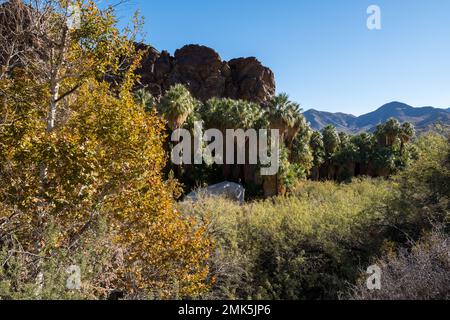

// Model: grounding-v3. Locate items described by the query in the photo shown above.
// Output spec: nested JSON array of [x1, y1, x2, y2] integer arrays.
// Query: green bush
[[179, 178, 396, 300], [387, 133, 450, 242], [178, 133, 450, 300]]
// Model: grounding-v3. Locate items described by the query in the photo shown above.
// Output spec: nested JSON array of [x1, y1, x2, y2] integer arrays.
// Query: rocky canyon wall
[[136, 44, 276, 105]]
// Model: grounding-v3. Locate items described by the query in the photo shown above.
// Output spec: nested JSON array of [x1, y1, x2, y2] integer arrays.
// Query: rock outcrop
[[136, 44, 275, 105]]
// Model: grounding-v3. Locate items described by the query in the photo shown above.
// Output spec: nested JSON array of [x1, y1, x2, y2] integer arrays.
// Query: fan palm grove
[[146, 83, 417, 195]]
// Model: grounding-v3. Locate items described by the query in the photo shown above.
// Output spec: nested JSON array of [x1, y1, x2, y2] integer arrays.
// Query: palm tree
[[322, 125, 341, 158], [338, 132, 350, 146], [374, 123, 386, 146], [290, 123, 313, 172], [158, 84, 196, 130], [322, 125, 341, 179], [310, 131, 325, 180], [385, 118, 402, 146], [200, 98, 266, 183], [266, 93, 300, 139], [202, 98, 264, 131], [286, 111, 308, 149], [334, 138, 359, 181], [351, 133, 374, 175], [134, 88, 155, 112], [399, 122, 415, 153]]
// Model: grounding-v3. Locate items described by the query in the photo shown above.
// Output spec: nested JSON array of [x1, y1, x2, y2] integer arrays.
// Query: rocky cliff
[[136, 44, 276, 105]]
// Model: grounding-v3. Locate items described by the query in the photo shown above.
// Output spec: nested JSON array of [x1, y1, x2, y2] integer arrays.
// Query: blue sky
[[107, 0, 450, 115]]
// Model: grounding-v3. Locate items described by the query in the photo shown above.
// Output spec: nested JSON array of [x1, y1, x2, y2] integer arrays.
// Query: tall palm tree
[[202, 98, 265, 131], [322, 125, 341, 158], [266, 93, 300, 139], [201, 98, 265, 183], [351, 133, 374, 175], [399, 122, 415, 153], [134, 88, 155, 112], [322, 125, 341, 179], [384, 118, 402, 147], [374, 123, 386, 146], [310, 131, 325, 180], [158, 84, 195, 130], [286, 112, 309, 151], [378, 118, 402, 147]]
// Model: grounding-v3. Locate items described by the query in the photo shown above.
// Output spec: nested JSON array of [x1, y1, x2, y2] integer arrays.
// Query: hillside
[[303, 109, 356, 133], [304, 102, 450, 133]]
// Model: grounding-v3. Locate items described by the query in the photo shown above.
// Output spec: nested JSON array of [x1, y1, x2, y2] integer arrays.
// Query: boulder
[[185, 181, 245, 203], [227, 57, 275, 105]]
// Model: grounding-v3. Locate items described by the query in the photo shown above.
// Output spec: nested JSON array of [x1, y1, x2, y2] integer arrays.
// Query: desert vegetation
[[151, 84, 417, 198], [178, 132, 449, 300], [0, 0, 449, 300]]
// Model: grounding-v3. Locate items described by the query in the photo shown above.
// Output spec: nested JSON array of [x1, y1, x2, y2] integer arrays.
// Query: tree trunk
[[36, 24, 69, 299], [47, 80, 59, 132]]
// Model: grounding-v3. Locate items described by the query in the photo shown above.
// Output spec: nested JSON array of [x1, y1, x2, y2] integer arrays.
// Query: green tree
[[290, 121, 313, 176], [158, 84, 196, 130], [134, 88, 156, 113], [0, 1, 211, 299], [351, 133, 375, 175], [202, 97, 265, 131], [201, 98, 266, 186], [286, 111, 308, 149], [372, 147, 396, 176], [266, 93, 300, 139], [321, 125, 341, 179], [400, 122, 415, 153], [309, 131, 325, 180], [375, 118, 402, 147], [388, 133, 450, 240]]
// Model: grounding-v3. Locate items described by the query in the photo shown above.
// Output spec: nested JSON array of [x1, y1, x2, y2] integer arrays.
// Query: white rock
[[185, 181, 245, 203]]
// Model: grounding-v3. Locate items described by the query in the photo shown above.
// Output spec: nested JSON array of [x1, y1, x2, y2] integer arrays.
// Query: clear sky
[[107, 0, 450, 115]]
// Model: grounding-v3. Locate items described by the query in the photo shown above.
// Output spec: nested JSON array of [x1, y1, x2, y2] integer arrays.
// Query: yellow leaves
[[0, 1, 212, 299], [108, 182, 211, 297], [43, 79, 211, 297]]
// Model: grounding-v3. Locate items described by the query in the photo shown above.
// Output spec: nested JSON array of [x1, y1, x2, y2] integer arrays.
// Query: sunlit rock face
[[136, 43, 276, 105]]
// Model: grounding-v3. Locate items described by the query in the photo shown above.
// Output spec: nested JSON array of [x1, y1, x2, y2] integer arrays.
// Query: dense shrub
[[180, 131, 450, 300], [179, 179, 396, 300], [387, 133, 450, 242]]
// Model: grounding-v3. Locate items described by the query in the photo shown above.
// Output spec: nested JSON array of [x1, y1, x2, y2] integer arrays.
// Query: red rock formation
[[136, 44, 276, 105]]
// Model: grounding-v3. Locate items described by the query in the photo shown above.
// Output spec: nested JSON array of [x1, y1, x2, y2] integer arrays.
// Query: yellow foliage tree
[[0, 0, 211, 299]]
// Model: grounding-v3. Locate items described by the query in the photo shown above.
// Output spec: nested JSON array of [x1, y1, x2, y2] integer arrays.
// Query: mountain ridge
[[304, 102, 450, 133]]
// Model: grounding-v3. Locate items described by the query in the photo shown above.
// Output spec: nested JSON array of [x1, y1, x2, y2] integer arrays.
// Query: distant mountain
[[304, 102, 450, 133], [303, 109, 356, 133]]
